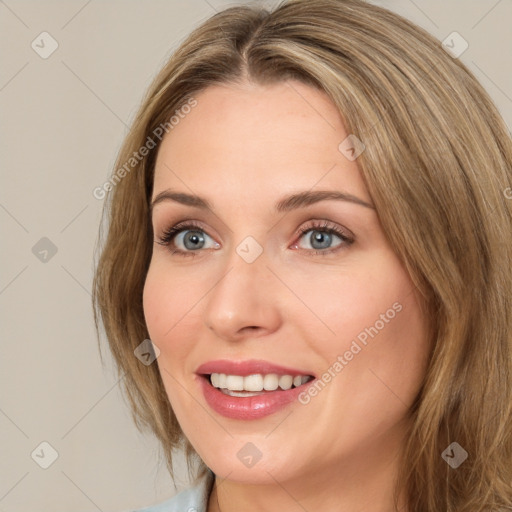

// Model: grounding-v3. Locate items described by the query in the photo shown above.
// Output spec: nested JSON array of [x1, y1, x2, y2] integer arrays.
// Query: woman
[[92, 0, 512, 510]]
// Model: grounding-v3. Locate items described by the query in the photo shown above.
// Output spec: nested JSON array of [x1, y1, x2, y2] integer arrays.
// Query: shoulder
[[132, 470, 215, 512]]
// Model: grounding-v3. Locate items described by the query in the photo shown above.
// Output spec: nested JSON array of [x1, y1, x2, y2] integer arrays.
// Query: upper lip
[[196, 359, 315, 377]]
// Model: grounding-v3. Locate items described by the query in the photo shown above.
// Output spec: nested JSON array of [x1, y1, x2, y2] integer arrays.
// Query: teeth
[[244, 374, 264, 392], [279, 375, 293, 390], [209, 373, 312, 392], [222, 389, 263, 397], [263, 374, 279, 391], [225, 375, 244, 391]]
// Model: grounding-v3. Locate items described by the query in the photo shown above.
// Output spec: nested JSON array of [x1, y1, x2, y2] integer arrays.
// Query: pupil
[[311, 231, 331, 249], [184, 231, 204, 250]]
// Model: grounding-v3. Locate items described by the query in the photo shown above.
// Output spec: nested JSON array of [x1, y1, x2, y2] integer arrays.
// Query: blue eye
[[174, 229, 212, 251], [157, 221, 219, 257], [298, 229, 342, 250], [293, 220, 354, 255]]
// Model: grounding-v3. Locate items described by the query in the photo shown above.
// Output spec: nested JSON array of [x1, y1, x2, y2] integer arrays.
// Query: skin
[[143, 80, 430, 512]]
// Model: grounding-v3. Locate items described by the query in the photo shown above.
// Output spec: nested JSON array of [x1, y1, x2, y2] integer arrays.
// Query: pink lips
[[195, 359, 315, 420]]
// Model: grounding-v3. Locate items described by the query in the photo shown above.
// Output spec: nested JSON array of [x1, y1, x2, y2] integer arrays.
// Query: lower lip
[[198, 375, 314, 420]]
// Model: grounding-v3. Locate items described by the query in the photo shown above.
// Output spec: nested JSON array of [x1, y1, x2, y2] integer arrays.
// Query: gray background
[[1, 1, 511, 511]]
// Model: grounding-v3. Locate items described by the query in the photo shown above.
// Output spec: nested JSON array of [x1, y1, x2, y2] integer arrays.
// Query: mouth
[[200, 372, 315, 397], [195, 360, 317, 420]]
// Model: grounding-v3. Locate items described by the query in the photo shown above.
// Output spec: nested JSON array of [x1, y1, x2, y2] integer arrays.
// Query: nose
[[202, 246, 283, 342]]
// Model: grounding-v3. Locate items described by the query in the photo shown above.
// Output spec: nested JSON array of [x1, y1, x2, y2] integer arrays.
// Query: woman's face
[[143, 80, 429, 486]]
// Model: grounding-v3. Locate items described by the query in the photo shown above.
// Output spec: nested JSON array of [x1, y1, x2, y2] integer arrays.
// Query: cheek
[[348, 286, 426, 401], [301, 252, 429, 397], [142, 266, 190, 403], [142, 269, 168, 342], [142, 261, 213, 398], [299, 255, 416, 349], [292, 265, 428, 456], [142, 261, 202, 341]]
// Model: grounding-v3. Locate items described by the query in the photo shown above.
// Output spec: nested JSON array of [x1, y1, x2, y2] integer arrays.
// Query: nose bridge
[[202, 237, 281, 339]]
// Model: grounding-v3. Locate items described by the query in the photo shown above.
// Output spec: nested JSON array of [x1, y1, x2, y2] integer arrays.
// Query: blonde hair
[[92, 0, 512, 509]]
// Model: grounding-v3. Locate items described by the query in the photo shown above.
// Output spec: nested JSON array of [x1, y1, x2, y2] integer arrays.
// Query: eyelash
[[156, 219, 354, 258]]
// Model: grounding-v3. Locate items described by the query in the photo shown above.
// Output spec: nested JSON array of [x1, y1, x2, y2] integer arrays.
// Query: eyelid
[[294, 219, 354, 243]]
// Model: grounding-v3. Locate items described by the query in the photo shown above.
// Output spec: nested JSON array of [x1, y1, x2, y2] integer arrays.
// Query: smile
[[210, 373, 313, 395], [196, 360, 316, 420]]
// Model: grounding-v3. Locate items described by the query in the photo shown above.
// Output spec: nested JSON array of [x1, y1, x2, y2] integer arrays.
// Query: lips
[[195, 359, 316, 420]]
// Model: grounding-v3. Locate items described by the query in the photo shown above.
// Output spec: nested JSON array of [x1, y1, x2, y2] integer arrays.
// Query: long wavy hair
[[92, 0, 512, 510]]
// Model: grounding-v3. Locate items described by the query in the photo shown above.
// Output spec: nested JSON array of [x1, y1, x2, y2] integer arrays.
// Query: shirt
[[134, 470, 215, 512]]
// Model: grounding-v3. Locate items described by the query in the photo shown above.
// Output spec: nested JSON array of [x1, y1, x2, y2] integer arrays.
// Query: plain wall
[[1, 1, 511, 511]]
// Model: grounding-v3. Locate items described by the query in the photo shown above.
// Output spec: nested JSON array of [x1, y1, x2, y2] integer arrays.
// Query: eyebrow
[[150, 189, 375, 214]]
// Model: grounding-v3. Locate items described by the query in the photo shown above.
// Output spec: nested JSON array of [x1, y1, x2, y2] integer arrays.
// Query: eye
[[156, 221, 219, 257], [293, 220, 354, 255]]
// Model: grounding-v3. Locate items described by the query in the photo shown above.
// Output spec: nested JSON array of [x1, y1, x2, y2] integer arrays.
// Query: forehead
[[152, 80, 369, 205]]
